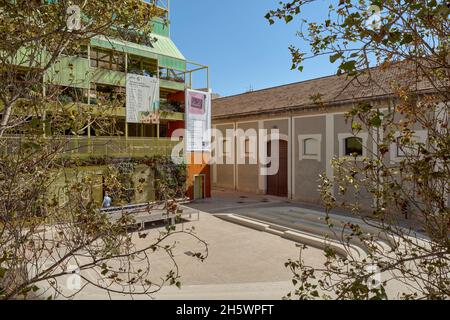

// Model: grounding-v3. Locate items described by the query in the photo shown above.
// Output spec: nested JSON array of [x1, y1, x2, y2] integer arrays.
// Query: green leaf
[[369, 114, 382, 127], [352, 122, 362, 131], [401, 33, 413, 44], [339, 60, 357, 73], [22, 142, 41, 150], [30, 118, 40, 128], [330, 52, 343, 63], [0, 267, 7, 278], [285, 15, 293, 23]]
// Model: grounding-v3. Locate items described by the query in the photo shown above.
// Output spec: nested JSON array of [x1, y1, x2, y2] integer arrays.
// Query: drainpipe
[[125, 52, 128, 147], [234, 120, 237, 191], [290, 113, 294, 200], [42, 72, 46, 138], [87, 44, 92, 153]]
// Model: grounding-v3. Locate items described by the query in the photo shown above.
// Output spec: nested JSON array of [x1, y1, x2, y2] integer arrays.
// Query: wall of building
[[293, 115, 326, 204], [49, 165, 156, 208], [214, 123, 235, 190], [333, 113, 374, 209], [236, 121, 260, 193], [212, 102, 394, 210]]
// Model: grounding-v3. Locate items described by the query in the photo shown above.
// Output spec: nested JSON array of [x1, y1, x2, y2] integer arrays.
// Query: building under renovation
[[5, 0, 212, 204]]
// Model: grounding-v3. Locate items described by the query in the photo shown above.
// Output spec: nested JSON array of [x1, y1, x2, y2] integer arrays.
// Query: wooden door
[[267, 140, 288, 197]]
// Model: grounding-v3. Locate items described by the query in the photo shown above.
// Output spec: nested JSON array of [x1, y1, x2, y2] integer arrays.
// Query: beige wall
[[212, 101, 408, 211], [294, 115, 326, 204], [214, 123, 235, 190], [263, 119, 289, 137], [236, 121, 260, 193], [333, 113, 375, 210]]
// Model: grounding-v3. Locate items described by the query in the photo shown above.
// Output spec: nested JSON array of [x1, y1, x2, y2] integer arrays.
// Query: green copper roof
[[91, 34, 186, 71]]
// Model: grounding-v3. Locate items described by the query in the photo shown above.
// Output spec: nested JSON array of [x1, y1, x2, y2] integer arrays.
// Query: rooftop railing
[[3, 136, 183, 159], [65, 136, 182, 158]]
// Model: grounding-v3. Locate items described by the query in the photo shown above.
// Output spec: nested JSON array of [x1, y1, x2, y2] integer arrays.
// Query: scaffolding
[[185, 61, 210, 91]]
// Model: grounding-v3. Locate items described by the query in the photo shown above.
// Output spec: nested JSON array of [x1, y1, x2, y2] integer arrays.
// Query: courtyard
[[50, 188, 424, 300], [1, 0, 448, 303], [54, 209, 324, 300]]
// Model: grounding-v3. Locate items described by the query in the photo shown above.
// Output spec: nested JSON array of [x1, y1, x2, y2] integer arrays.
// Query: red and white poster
[[185, 89, 211, 152], [189, 91, 206, 115]]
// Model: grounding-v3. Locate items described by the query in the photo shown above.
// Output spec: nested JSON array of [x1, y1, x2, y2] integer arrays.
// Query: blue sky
[[170, 0, 333, 97]]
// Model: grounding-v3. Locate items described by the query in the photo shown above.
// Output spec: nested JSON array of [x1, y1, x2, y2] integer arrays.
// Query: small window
[[111, 53, 125, 72], [299, 134, 322, 161], [128, 55, 142, 73], [97, 51, 111, 69], [344, 137, 363, 156], [303, 138, 318, 156], [244, 138, 250, 155], [222, 139, 228, 156], [90, 48, 125, 72]]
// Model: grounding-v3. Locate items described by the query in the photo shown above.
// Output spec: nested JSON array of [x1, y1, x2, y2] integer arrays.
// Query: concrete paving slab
[[58, 211, 326, 300], [189, 189, 422, 231]]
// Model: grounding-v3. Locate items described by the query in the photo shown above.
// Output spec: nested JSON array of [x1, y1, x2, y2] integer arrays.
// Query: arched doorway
[[267, 140, 288, 197]]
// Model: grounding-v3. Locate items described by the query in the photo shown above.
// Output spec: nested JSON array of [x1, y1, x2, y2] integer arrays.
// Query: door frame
[[193, 174, 206, 200]]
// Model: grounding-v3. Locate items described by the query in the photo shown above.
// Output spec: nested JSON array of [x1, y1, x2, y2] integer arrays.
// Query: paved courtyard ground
[[50, 188, 418, 300], [188, 188, 421, 231], [66, 211, 325, 300], [155, 212, 326, 300]]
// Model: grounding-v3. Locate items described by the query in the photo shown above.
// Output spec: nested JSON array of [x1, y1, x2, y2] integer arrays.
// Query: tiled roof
[[212, 62, 435, 119]]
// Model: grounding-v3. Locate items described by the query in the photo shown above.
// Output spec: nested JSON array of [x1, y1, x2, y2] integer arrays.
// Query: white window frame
[[338, 132, 369, 160], [390, 130, 428, 163], [298, 134, 322, 162]]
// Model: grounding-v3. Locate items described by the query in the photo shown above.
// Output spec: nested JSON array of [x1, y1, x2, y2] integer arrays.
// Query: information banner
[[185, 89, 211, 152], [126, 74, 160, 124]]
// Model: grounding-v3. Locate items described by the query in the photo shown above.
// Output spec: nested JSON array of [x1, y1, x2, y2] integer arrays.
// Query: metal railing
[[159, 100, 184, 113], [159, 67, 185, 83], [3, 136, 183, 159], [64, 136, 182, 158]]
